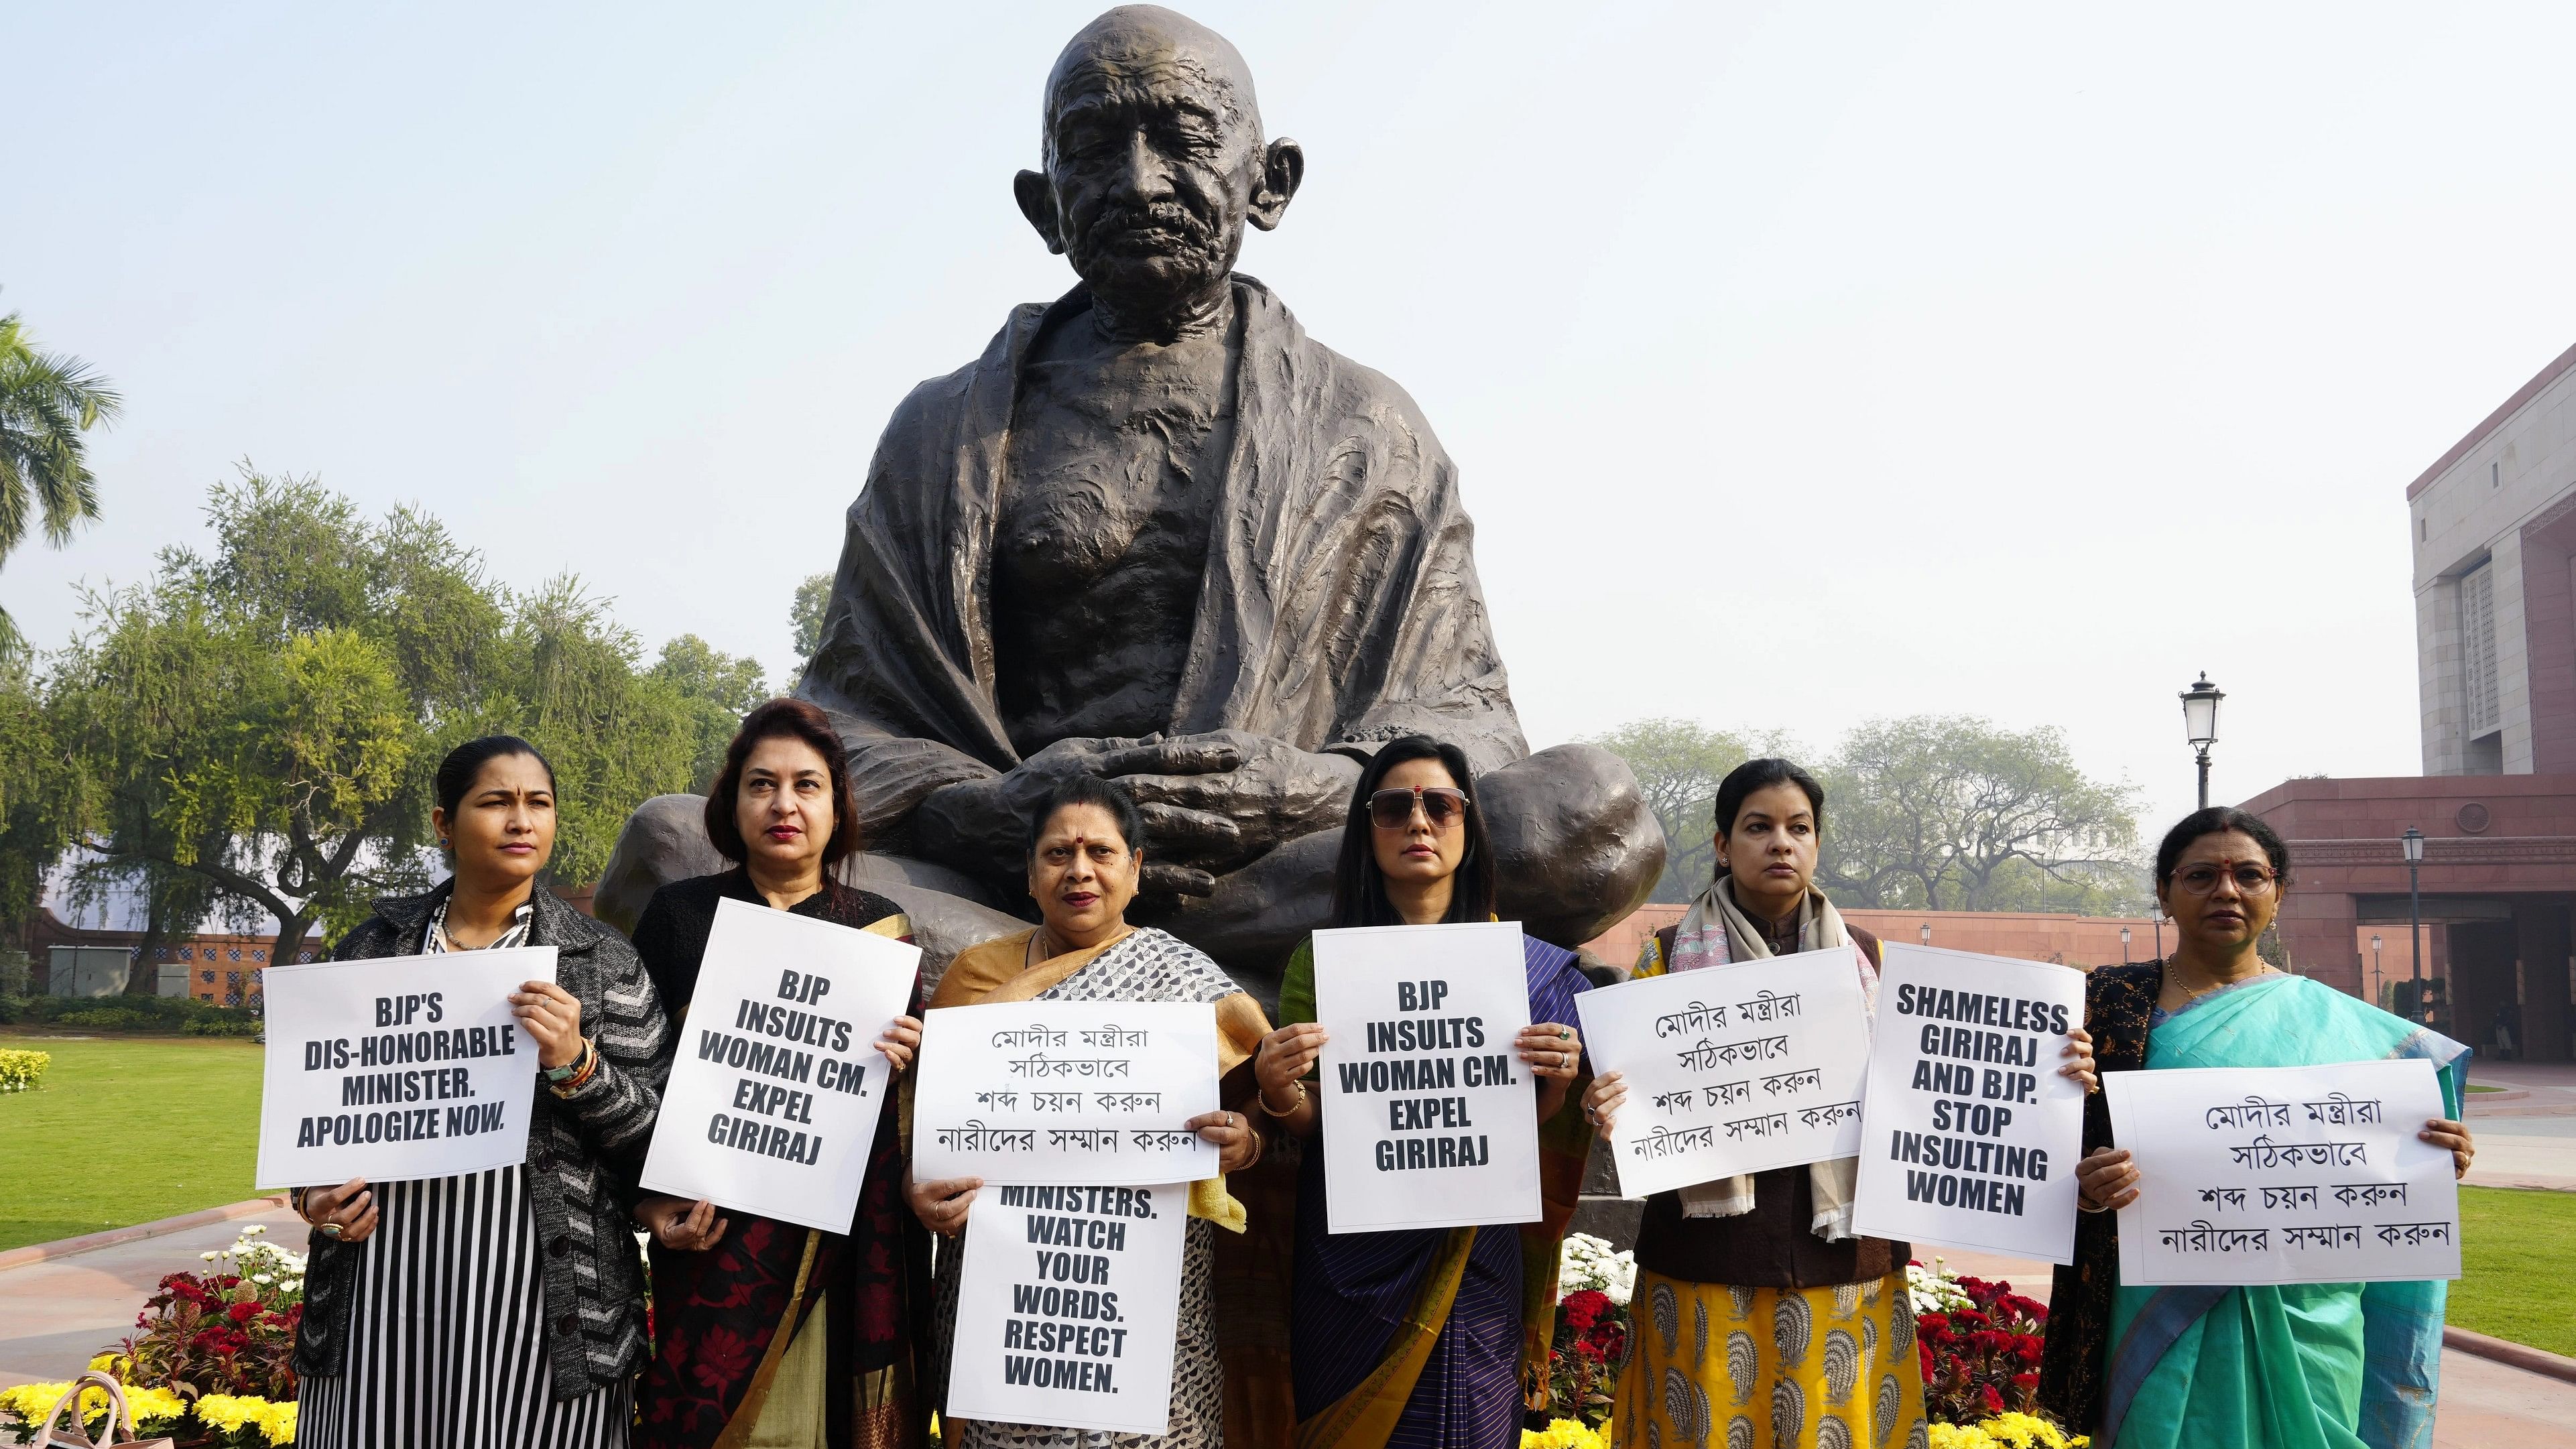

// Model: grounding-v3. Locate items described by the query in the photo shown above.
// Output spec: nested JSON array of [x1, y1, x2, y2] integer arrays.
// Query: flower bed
[[0, 1048, 45, 1092], [0, 1226, 304, 1446], [1909, 1259, 2083, 1446], [1544, 1233, 1635, 1430]]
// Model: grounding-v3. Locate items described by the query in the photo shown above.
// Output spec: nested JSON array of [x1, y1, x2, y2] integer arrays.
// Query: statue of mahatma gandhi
[[597, 5, 1662, 1001]]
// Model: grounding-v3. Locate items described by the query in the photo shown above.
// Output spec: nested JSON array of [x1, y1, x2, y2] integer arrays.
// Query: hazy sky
[[9, 1, 2576, 840]]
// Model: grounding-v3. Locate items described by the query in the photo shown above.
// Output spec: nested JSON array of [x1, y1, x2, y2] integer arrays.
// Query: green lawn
[[0, 1031, 264, 1252], [2451, 1186, 2576, 1357]]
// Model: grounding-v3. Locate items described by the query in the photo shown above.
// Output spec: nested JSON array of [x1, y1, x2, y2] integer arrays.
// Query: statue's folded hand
[[1108, 730, 1361, 872]]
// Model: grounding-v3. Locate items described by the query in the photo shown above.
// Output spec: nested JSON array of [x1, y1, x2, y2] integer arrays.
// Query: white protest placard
[[2106, 1058, 2459, 1285], [638, 896, 921, 1233], [946, 1180, 1188, 1435], [1851, 944, 2087, 1262], [1576, 946, 1871, 1198], [1310, 921, 1540, 1233], [255, 946, 556, 1190], [913, 1001, 1221, 1186]]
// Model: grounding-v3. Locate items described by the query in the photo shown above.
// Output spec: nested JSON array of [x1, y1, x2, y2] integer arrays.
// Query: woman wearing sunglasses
[[2038, 808, 2478, 1448], [1252, 735, 1594, 1449]]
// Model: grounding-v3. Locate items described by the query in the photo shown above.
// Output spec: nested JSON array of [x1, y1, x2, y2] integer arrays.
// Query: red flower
[[228, 1302, 259, 1324], [2012, 1373, 2039, 1391], [1979, 1383, 2005, 1415], [1561, 1290, 1610, 1333]]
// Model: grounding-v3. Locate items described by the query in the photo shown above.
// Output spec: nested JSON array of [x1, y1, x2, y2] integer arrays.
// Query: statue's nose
[[1109, 128, 1176, 202]]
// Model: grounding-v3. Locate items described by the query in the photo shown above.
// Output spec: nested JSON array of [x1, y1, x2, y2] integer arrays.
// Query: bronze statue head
[[1014, 6, 1303, 336]]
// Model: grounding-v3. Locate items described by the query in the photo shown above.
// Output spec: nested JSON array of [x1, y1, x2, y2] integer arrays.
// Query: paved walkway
[[0, 1202, 303, 1390], [1930, 1248, 2576, 1446], [2465, 1060, 2576, 1190]]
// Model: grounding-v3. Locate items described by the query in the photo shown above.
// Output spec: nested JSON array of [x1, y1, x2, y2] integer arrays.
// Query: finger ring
[[320, 1222, 344, 1238], [1558, 1027, 1571, 1040]]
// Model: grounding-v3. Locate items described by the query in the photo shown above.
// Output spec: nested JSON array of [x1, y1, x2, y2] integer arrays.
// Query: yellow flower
[[0, 1380, 76, 1426], [261, 1397, 299, 1445], [1520, 1418, 1610, 1449]]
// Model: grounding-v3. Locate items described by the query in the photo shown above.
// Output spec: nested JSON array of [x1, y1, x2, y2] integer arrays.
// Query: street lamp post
[[2401, 827, 2426, 1022], [2120, 925, 2132, 965], [1919, 922, 1932, 948], [2181, 674, 2225, 810], [2370, 933, 2384, 1007]]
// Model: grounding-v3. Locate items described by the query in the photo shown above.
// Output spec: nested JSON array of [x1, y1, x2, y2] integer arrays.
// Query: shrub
[[0, 1049, 48, 1092], [1545, 1235, 1636, 1429], [115, 1225, 304, 1403], [6, 995, 259, 1035], [1911, 1260, 2054, 1428]]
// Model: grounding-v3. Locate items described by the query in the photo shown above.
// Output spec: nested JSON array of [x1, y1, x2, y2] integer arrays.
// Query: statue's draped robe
[[800, 276, 1529, 842]]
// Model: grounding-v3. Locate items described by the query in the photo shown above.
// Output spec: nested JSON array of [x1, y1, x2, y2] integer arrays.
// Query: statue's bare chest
[[996, 338, 1232, 592], [989, 326, 1236, 746]]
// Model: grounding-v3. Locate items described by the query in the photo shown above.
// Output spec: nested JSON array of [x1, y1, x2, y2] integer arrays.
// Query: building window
[[2492, 460, 2501, 487], [2463, 561, 2500, 741], [2420, 517, 2428, 542]]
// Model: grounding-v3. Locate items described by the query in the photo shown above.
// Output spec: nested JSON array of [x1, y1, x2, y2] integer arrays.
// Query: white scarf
[[1666, 876, 1879, 1239]]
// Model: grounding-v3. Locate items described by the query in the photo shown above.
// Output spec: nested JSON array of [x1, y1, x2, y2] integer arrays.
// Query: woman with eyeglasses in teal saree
[[2037, 808, 2479, 1449]]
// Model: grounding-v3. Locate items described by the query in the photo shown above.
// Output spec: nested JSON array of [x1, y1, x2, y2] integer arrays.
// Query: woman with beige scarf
[[1583, 759, 2097, 1449]]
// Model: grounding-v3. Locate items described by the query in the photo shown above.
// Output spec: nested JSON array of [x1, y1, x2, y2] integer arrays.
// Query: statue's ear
[[1015, 170, 1066, 254], [1247, 137, 1303, 232]]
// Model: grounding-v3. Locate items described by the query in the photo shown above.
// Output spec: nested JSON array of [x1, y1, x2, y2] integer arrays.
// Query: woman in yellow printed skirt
[[1583, 760, 2097, 1449]]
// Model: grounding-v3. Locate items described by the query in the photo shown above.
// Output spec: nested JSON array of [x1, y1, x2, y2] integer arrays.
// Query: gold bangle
[[1256, 1078, 1306, 1117]]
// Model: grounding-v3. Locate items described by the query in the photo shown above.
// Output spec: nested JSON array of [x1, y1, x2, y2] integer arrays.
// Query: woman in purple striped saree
[[1255, 736, 1597, 1449]]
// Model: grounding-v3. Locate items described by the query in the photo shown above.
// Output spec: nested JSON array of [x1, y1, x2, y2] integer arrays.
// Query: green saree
[[2100, 974, 2467, 1449]]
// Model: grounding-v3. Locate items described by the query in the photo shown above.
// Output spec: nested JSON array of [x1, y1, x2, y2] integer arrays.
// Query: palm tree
[[0, 310, 121, 651]]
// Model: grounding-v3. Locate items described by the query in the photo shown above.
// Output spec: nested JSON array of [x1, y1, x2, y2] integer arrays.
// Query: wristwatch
[[544, 1040, 590, 1084]]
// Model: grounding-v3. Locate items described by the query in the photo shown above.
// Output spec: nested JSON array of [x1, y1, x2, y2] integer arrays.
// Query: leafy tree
[[649, 633, 767, 791], [28, 470, 735, 960], [0, 312, 121, 653], [1587, 718, 1789, 901], [790, 571, 832, 668], [1591, 712, 2147, 915], [0, 651, 68, 944], [1814, 716, 2146, 914]]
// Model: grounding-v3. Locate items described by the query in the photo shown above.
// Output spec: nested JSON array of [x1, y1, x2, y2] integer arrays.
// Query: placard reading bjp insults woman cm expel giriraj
[[638, 897, 921, 1233], [255, 946, 556, 1189], [1851, 944, 2087, 1262], [946, 1180, 1189, 1436], [2107, 1058, 2461, 1285], [1310, 921, 1540, 1233], [1576, 946, 1872, 1198], [913, 1001, 1223, 1186]]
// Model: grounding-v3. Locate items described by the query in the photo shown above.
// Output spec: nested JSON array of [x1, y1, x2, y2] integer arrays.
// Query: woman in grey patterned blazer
[[289, 735, 672, 1448]]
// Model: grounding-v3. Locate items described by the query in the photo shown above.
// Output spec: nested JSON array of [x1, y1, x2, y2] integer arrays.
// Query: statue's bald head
[[1016, 7, 1302, 336], [1043, 6, 1262, 154]]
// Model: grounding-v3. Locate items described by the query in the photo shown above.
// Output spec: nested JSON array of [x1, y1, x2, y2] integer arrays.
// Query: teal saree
[[2099, 974, 2467, 1449]]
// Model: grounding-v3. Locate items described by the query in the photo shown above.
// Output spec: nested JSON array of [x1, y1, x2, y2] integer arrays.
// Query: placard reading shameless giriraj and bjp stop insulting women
[[255, 946, 556, 1190], [946, 1180, 1189, 1436], [1576, 946, 1872, 1198], [1310, 921, 1540, 1233], [1851, 944, 2087, 1262], [639, 897, 921, 1233]]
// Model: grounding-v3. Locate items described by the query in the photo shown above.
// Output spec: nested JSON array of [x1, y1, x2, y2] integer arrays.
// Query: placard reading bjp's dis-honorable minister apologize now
[[257, 946, 556, 1190]]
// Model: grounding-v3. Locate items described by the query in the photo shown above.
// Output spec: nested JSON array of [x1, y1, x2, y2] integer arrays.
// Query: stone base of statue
[[594, 739, 1657, 1008]]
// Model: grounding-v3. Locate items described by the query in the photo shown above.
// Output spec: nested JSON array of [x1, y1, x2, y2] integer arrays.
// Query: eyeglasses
[[1368, 786, 1470, 831], [2172, 863, 2280, 896]]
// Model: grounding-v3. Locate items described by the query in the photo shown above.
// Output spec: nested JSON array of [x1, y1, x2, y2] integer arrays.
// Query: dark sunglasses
[[1368, 786, 1470, 830]]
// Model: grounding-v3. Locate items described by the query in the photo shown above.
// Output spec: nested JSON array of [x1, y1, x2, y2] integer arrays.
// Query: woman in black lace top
[[627, 699, 932, 1449]]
